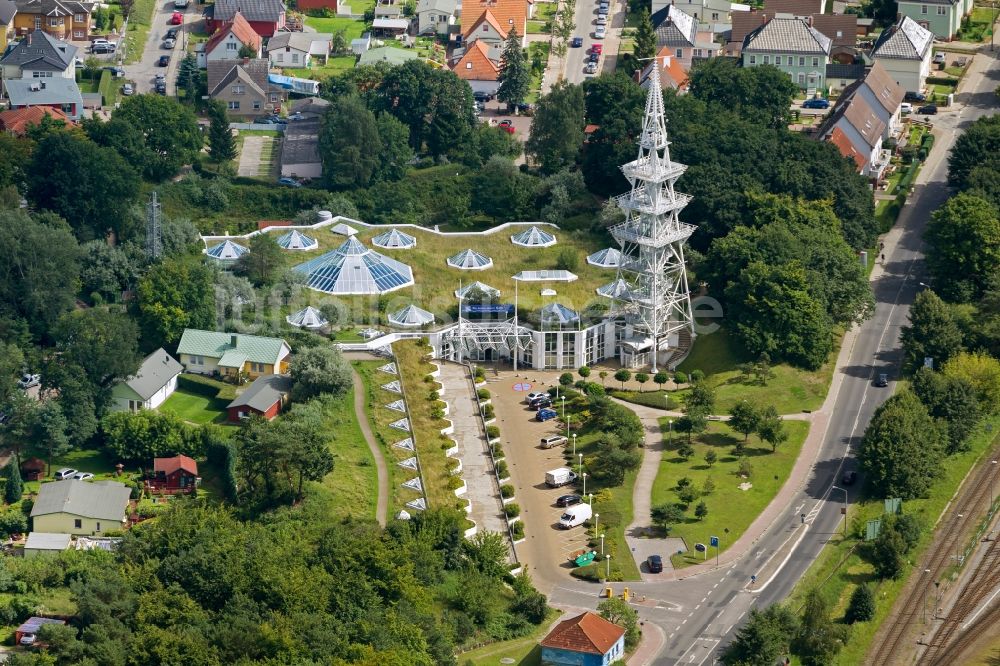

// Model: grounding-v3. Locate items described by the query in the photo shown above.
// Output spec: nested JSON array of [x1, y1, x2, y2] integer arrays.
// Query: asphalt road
[[127, 0, 194, 95], [563, 0, 624, 84]]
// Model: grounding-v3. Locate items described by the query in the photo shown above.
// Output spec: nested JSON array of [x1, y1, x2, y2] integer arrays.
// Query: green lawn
[[160, 388, 229, 424], [304, 16, 368, 40], [527, 1, 556, 33], [652, 420, 808, 567], [24, 449, 119, 492], [317, 385, 378, 520], [285, 55, 358, 80], [783, 415, 1000, 665], [460, 608, 563, 665], [527, 43, 550, 104], [676, 329, 834, 414], [956, 7, 995, 42], [352, 359, 405, 515]]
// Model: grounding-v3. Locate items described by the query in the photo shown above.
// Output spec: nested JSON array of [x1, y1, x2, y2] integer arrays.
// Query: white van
[[559, 503, 593, 529], [540, 435, 568, 449]]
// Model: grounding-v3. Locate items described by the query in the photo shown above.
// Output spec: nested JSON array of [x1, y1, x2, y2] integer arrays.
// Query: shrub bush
[[431, 406, 445, 419], [500, 484, 515, 498], [511, 521, 525, 540], [428, 390, 439, 401], [486, 425, 501, 439], [446, 476, 464, 491], [482, 403, 495, 419], [477, 388, 490, 400], [504, 503, 521, 518], [674, 371, 688, 384], [496, 460, 509, 479]]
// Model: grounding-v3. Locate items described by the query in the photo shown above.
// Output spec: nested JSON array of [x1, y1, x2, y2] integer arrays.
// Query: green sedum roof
[[176, 329, 290, 366]]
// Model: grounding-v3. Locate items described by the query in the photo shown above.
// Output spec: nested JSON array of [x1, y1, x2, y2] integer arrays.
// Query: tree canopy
[[289, 346, 352, 402], [526, 81, 585, 174], [924, 192, 1000, 302], [497, 29, 529, 107]]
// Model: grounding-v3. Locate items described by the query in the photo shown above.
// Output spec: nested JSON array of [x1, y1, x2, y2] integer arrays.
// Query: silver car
[[162, 37, 176, 49]]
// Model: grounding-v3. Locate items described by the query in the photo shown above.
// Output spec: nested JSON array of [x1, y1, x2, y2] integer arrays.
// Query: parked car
[[514, 102, 533, 115], [596, 14, 607, 25], [91, 42, 115, 54], [589, 52, 599, 63], [155, 81, 167, 94], [545, 467, 578, 487], [647, 555, 664, 573], [904, 91, 926, 102], [531, 398, 553, 410], [165, 27, 179, 39], [91, 38, 111, 47], [571, 36, 583, 47], [556, 494, 581, 507], [54, 468, 77, 480], [72, 472, 94, 481], [526, 392, 548, 403], [559, 503, 592, 529], [288, 112, 304, 120], [900, 102, 912, 114], [585, 62, 598, 74], [278, 177, 302, 188], [157, 55, 170, 67], [121, 83, 134, 96], [473, 90, 494, 103], [841, 470, 858, 486], [875, 373, 888, 387], [802, 98, 830, 109], [933, 52, 946, 64], [170, 11, 183, 24], [17, 373, 40, 389], [174, 0, 189, 7], [537, 408, 558, 421], [591, 43, 603, 54], [498, 119, 515, 134], [541, 435, 568, 449], [162, 37, 176, 49], [594, 25, 606, 38], [105, 65, 125, 77], [918, 104, 938, 115], [75, 57, 84, 68], [597, 5, 609, 15]]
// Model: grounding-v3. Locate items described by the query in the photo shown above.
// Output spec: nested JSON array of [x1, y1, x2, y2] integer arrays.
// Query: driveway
[[127, 0, 194, 94]]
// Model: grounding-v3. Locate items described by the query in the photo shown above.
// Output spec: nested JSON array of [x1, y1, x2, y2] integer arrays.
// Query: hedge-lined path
[[351, 367, 389, 527]]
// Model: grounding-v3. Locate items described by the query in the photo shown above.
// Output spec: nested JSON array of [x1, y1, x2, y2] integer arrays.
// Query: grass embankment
[[394, 339, 460, 510], [459, 608, 563, 665], [119, 0, 158, 65], [783, 416, 1000, 665], [651, 420, 808, 568], [352, 359, 406, 514], [316, 383, 378, 520]]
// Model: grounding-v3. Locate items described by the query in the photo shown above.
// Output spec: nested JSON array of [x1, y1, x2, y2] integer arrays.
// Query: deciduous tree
[[319, 95, 380, 189], [53, 308, 142, 393], [135, 257, 215, 349], [598, 596, 641, 649], [236, 233, 284, 286], [757, 406, 787, 453], [925, 193, 1000, 301], [526, 81, 585, 174], [289, 346, 353, 402], [729, 401, 761, 443], [721, 605, 796, 666]]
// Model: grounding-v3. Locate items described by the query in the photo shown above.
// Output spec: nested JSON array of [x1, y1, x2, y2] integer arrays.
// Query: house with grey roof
[[266, 31, 331, 69], [4, 76, 82, 119], [280, 116, 322, 180], [30, 480, 131, 536], [176, 329, 291, 380], [417, 0, 458, 35], [207, 58, 285, 119], [651, 5, 719, 69], [110, 348, 183, 413], [896, 0, 973, 39], [742, 16, 832, 90], [226, 374, 291, 421], [0, 1, 17, 53], [871, 15, 933, 94], [1, 29, 77, 86], [24, 532, 72, 557]]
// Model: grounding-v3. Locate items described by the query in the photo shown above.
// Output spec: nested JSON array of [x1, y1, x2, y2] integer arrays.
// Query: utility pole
[[145, 191, 162, 260]]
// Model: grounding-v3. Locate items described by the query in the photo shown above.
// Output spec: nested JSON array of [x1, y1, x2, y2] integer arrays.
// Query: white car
[[594, 25, 606, 38], [17, 373, 40, 389], [72, 472, 94, 481], [54, 468, 77, 480], [597, 14, 607, 25], [900, 102, 912, 114], [162, 37, 176, 49], [525, 392, 548, 403]]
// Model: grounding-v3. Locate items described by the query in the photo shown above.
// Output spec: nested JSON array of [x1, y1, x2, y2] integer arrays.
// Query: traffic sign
[[694, 543, 706, 552], [710, 536, 719, 547]]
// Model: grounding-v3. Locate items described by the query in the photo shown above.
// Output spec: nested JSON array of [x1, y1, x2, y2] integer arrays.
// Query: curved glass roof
[[286, 306, 328, 329], [511, 226, 557, 247], [447, 248, 493, 270], [205, 239, 248, 261], [372, 228, 417, 249], [587, 247, 623, 268], [276, 230, 318, 250], [388, 304, 435, 327], [293, 237, 414, 294]]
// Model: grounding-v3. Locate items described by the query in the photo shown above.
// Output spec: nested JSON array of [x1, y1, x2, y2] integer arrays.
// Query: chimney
[[231, 334, 238, 347], [807, 15, 813, 27]]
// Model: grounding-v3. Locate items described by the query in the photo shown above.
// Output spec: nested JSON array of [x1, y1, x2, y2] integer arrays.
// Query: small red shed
[[226, 374, 291, 422], [20, 457, 46, 482], [151, 455, 199, 493]]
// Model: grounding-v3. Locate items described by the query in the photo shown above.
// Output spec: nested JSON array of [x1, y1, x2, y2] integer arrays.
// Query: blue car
[[571, 36, 583, 47], [537, 408, 558, 422], [278, 177, 302, 188], [802, 98, 830, 109]]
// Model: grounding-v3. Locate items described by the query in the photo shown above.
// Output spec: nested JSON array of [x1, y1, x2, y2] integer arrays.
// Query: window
[[49, 17, 60, 26], [787, 56, 794, 65], [799, 56, 805, 66], [797, 72, 805, 84], [96, 522, 101, 531], [812, 57, 819, 67], [253, 100, 261, 109], [749, 55, 756, 64], [675, 48, 682, 58], [74, 519, 82, 529], [482, 23, 488, 31], [232, 84, 245, 94], [276, 52, 283, 61], [921, 5, 927, 13], [73, 29, 83, 38], [32, 71, 53, 78], [229, 101, 240, 110], [936, 6, 945, 13], [34, 17, 41, 28], [227, 41, 237, 50], [291, 53, 299, 63], [270, 94, 278, 102], [74, 13, 84, 22], [711, 11, 718, 19], [128, 400, 141, 411], [836, 30, 843, 37], [465, 62, 472, 68], [763, 55, 770, 64], [694, 48, 702, 57], [189, 355, 204, 365]]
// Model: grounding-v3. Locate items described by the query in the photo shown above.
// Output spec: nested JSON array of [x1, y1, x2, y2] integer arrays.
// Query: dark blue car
[[537, 408, 558, 422], [571, 36, 583, 47], [802, 98, 830, 109]]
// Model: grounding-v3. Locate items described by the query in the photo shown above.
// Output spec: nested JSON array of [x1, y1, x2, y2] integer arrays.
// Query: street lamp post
[[832, 485, 849, 536], [600, 533, 605, 556], [595, 512, 600, 537], [582, 472, 588, 496], [664, 394, 669, 412], [588, 492, 593, 506], [606, 553, 612, 582], [578, 453, 583, 478], [668, 419, 673, 446], [572, 433, 577, 457]]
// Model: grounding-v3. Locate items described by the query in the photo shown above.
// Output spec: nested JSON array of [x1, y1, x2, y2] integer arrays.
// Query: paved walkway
[[438, 363, 510, 537], [351, 368, 388, 527]]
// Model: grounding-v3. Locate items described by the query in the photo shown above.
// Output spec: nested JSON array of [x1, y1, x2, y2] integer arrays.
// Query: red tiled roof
[[154, 455, 199, 476], [464, 7, 510, 39], [812, 14, 857, 48], [205, 12, 263, 56], [463, 0, 527, 40], [829, 126, 865, 172], [540, 612, 625, 655], [453, 39, 499, 80], [0, 106, 70, 135]]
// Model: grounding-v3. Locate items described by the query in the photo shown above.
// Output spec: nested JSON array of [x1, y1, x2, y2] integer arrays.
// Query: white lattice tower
[[606, 64, 695, 371]]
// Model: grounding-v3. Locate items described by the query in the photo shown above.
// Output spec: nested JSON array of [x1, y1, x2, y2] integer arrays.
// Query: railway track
[[865, 442, 1000, 665], [921, 581, 1000, 666]]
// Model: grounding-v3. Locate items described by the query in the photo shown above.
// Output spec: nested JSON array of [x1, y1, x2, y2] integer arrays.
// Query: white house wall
[[875, 57, 928, 94]]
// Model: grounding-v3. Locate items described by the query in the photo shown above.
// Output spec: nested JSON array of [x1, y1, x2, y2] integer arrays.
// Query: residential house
[[372, 16, 409, 36], [724, 10, 765, 54], [0, 105, 69, 134], [762, 0, 825, 15], [357, 45, 419, 66], [297, 0, 336, 10], [539, 612, 627, 666], [742, 16, 832, 91], [812, 14, 859, 63], [374, 0, 404, 18], [652, 0, 741, 35], [203, 12, 262, 64], [637, 47, 690, 92], [872, 15, 933, 94], [452, 39, 499, 94], [148, 455, 199, 493], [226, 374, 292, 421], [5, 77, 82, 119], [207, 58, 286, 118], [1, 29, 76, 83], [206, 0, 285, 37], [176, 328, 291, 380], [462, 0, 528, 48], [854, 60, 904, 138], [12, 0, 91, 40], [23, 532, 72, 557], [110, 348, 183, 413], [30, 480, 131, 536], [652, 4, 718, 69], [825, 94, 889, 178], [825, 62, 865, 93], [280, 115, 322, 179], [897, 0, 974, 40], [267, 31, 331, 69], [0, 0, 16, 52], [417, 0, 458, 35], [289, 95, 330, 119]]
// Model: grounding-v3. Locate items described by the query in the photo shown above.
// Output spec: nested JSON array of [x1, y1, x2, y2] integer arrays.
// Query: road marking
[[753, 524, 810, 594], [701, 596, 707, 603], [688, 612, 694, 617], [713, 582, 719, 589], [694, 605, 701, 610], [681, 619, 687, 625]]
